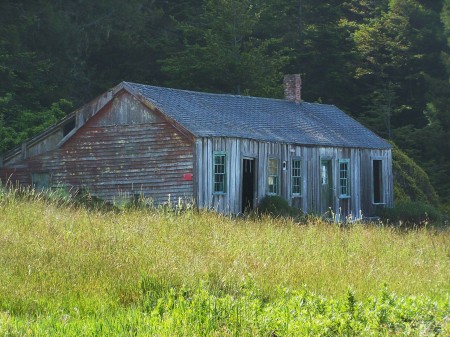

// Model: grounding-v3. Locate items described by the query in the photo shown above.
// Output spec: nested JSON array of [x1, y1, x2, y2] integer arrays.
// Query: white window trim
[[267, 157, 279, 196], [291, 158, 302, 197], [213, 152, 227, 194], [338, 159, 350, 199]]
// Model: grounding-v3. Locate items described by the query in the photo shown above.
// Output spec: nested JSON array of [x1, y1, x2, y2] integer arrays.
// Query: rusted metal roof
[[125, 82, 391, 149]]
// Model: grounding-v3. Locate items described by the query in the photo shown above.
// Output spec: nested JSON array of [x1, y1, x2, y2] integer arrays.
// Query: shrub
[[256, 195, 303, 219], [392, 145, 439, 206], [378, 201, 444, 227], [72, 187, 119, 212]]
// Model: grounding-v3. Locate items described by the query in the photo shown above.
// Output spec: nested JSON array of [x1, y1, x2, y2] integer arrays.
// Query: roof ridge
[[124, 81, 391, 149], [125, 81, 330, 105]]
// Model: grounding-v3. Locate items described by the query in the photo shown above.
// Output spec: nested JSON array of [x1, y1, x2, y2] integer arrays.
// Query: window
[[63, 118, 76, 137], [339, 159, 350, 198], [373, 159, 384, 203], [31, 173, 50, 191], [291, 159, 302, 196], [268, 158, 279, 195], [213, 152, 226, 193]]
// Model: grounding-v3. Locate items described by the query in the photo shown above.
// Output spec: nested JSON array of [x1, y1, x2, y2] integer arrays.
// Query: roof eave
[[125, 84, 197, 143], [1, 82, 128, 163]]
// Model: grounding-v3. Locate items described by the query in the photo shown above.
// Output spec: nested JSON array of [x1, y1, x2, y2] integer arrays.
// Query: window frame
[[291, 158, 302, 197], [63, 118, 76, 137], [213, 152, 227, 194], [267, 157, 279, 196], [31, 172, 51, 191], [338, 159, 350, 198]]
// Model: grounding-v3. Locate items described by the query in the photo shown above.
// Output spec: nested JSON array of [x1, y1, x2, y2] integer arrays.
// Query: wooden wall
[[194, 137, 393, 217], [0, 87, 393, 215], [1, 85, 119, 166], [0, 92, 194, 205]]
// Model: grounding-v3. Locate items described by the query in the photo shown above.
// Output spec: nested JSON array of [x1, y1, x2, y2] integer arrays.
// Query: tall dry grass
[[0, 189, 449, 314]]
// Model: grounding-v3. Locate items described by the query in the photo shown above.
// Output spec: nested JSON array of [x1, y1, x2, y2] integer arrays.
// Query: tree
[[0, 1, 72, 152], [161, 0, 290, 97], [255, 0, 358, 109]]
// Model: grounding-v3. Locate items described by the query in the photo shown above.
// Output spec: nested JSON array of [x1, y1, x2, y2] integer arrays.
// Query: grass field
[[0, 190, 449, 336]]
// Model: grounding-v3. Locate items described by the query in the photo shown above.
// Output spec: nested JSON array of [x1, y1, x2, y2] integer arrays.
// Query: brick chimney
[[283, 74, 302, 103]]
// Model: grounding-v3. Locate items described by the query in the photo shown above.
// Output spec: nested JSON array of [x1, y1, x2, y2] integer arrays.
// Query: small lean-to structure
[[0, 75, 393, 217]]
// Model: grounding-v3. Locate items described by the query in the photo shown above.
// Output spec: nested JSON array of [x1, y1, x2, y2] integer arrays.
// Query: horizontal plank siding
[[2, 111, 393, 216], [1, 97, 195, 206]]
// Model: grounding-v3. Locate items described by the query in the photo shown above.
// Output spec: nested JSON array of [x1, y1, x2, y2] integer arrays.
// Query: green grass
[[0, 189, 449, 335]]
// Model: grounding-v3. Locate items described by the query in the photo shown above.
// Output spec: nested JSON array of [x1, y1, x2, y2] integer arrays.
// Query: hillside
[[0, 190, 449, 335]]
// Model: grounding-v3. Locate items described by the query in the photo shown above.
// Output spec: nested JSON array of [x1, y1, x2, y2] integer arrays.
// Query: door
[[242, 158, 255, 212], [320, 159, 333, 215]]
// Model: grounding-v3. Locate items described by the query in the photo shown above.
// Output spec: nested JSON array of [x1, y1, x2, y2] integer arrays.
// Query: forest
[[1, 0, 449, 209]]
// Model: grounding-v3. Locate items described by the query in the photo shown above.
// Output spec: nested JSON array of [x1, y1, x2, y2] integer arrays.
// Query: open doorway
[[320, 159, 333, 215], [373, 159, 383, 203], [242, 158, 255, 212]]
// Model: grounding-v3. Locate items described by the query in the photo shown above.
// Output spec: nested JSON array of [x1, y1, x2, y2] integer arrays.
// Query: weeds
[[0, 283, 448, 336], [0, 189, 449, 335], [377, 201, 445, 227]]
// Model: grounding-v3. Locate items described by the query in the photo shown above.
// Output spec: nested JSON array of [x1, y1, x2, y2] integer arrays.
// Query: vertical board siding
[[383, 149, 393, 210], [195, 138, 393, 217], [194, 139, 203, 207], [94, 93, 160, 126], [233, 139, 241, 212], [2, 108, 393, 217]]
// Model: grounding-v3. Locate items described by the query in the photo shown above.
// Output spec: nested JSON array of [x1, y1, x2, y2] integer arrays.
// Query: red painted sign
[[183, 173, 193, 181]]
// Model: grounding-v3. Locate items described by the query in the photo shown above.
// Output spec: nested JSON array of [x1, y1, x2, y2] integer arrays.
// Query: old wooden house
[[0, 75, 393, 217]]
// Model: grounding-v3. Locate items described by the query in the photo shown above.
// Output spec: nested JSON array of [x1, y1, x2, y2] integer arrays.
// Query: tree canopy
[[1, 0, 449, 209]]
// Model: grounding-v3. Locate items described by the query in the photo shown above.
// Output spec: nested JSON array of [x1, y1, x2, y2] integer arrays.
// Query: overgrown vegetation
[[378, 201, 445, 227], [392, 145, 440, 207], [0, 189, 449, 335], [1, 283, 449, 336], [256, 195, 303, 219]]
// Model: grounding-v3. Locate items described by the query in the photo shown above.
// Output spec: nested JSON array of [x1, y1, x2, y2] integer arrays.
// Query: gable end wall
[[0, 92, 195, 205]]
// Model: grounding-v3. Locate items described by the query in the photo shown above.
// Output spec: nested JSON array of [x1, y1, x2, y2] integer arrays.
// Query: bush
[[378, 201, 444, 227], [392, 145, 439, 206], [72, 188, 119, 212], [256, 195, 303, 219]]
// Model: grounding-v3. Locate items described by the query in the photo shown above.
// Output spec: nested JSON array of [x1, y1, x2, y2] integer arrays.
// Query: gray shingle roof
[[125, 82, 391, 149]]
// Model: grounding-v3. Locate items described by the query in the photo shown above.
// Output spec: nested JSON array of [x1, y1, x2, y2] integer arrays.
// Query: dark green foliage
[[392, 144, 440, 206], [382, 142, 446, 225], [378, 201, 444, 226], [1, 0, 450, 211], [140, 275, 178, 311], [257, 195, 303, 219], [5, 282, 449, 335], [161, 0, 290, 97]]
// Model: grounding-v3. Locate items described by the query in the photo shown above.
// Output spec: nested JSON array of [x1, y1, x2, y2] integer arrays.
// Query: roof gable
[[1, 81, 392, 164], [125, 82, 391, 149]]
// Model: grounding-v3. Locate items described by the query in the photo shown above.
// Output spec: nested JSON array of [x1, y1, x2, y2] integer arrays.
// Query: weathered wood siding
[[1, 92, 194, 205], [195, 137, 393, 217], [359, 148, 394, 216], [1, 86, 119, 167]]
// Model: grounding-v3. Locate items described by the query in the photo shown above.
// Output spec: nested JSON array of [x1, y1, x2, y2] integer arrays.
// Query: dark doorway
[[373, 160, 383, 203], [320, 159, 333, 215], [242, 158, 255, 212]]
